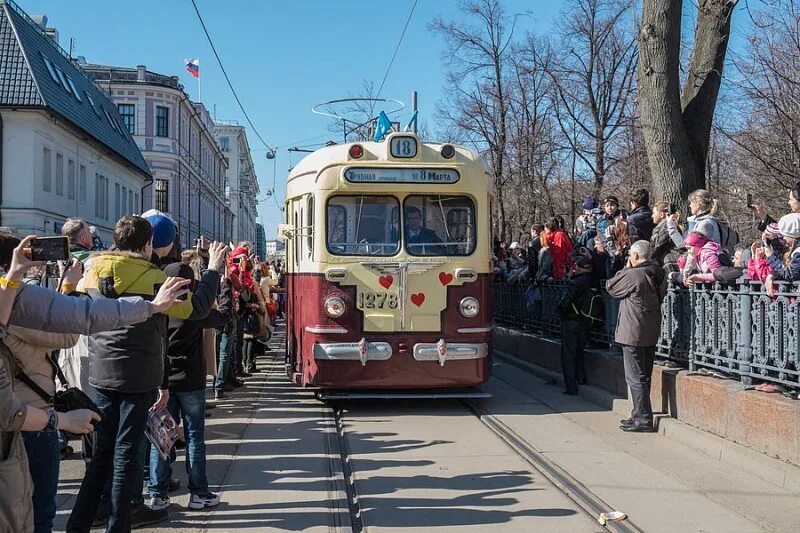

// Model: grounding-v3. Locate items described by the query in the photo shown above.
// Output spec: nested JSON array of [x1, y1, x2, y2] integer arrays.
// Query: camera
[[667, 203, 678, 215]]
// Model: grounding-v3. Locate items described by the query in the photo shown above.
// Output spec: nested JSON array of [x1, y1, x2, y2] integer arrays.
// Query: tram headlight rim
[[324, 296, 347, 318], [459, 296, 480, 318]]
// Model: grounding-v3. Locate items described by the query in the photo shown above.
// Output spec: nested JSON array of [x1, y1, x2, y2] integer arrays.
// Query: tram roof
[[287, 135, 486, 184]]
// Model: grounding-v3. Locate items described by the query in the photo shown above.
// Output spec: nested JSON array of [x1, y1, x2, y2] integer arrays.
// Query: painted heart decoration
[[410, 293, 426, 307], [379, 275, 394, 289], [439, 272, 454, 286]]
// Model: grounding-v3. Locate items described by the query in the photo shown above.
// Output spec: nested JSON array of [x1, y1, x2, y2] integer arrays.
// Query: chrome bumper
[[413, 342, 489, 366], [313, 341, 392, 366]]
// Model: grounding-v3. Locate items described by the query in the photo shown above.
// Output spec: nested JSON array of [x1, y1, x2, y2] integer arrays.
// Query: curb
[[495, 349, 800, 495]]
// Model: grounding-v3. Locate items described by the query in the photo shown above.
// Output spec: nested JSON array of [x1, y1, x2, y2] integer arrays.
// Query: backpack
[[242, 309, 261, 334], [716, 220, 740, 256], [571, 287, 605, 324]]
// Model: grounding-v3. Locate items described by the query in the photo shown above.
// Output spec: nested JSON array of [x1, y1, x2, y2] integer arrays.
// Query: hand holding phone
[[24, 236, 69, 262]]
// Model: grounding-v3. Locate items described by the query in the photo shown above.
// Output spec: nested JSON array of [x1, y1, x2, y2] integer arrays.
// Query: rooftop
[[0, 0, 150, 177]]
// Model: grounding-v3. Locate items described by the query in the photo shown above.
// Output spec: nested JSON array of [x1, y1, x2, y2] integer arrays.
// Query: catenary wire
[[375, 0, 419, 100], [189, 0, 275, 154]]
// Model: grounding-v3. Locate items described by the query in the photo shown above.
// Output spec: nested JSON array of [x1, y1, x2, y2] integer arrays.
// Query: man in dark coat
[[557, 248, 596, 395], [527, 224, 545, 279], [627, 188, 655, 244], [606, 240, 667, 433], [405, 206, 443, 255]]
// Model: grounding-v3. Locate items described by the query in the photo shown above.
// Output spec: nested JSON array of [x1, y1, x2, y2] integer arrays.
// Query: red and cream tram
[[281, 132, 493, 394]]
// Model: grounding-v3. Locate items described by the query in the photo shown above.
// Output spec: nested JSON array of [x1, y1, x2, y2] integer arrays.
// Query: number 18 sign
[[390, 136, 418, 158]]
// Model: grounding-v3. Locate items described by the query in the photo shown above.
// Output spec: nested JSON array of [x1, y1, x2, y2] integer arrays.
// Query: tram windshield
[[327, 195, 401, 256], [404, 195, 475, 256], [326, 194, 476, 257]]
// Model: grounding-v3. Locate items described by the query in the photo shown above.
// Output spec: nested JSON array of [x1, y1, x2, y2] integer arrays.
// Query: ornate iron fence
[[493, 279, 800, 390]]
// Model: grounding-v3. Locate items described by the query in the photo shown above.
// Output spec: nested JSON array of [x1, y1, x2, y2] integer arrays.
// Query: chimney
[[136, 65, 146, 82]]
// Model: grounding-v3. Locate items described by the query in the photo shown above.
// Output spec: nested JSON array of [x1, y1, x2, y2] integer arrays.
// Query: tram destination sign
[[344, 167, 460, 184]]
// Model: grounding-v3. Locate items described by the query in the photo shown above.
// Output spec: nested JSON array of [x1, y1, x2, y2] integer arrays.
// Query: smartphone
[[27, 236, 69, 262], [746, 193, 753, 207]]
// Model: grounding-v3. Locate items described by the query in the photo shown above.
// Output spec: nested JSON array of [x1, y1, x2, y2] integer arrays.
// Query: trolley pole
[[411, 91, 418, 134]]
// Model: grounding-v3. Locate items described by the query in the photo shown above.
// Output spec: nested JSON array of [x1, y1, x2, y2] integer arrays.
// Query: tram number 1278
[[358, 291, 399, 310]]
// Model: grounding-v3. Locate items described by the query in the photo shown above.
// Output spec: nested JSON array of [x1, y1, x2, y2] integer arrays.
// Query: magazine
[[145, 407, 179, 460]]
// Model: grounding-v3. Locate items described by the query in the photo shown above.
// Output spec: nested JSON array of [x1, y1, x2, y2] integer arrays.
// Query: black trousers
[[560, 319, 589, 395], [622, 345, 656, 426]]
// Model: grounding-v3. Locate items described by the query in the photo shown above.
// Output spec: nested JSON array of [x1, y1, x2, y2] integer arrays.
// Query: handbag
[[15, 357, 99, 438]]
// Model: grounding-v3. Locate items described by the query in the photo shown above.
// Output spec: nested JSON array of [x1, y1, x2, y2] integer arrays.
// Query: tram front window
[[404, 195, 476, 256], [327, 195, 401, 256]]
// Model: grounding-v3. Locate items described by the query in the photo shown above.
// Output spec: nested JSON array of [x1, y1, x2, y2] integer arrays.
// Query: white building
[[83, 64, 233, 245], [0, 4, 151, 244], [212, 120, 259, 245]]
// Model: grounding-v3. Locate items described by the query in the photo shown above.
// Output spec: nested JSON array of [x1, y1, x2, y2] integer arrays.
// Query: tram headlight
[[324, 296, 346, 318], [441, 144, 456, 159], [459, 296, 480, 318]]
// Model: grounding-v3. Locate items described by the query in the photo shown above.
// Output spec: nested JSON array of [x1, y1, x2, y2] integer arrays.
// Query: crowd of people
[[494, 185, 800, 433], [0, 212, 287, 533]]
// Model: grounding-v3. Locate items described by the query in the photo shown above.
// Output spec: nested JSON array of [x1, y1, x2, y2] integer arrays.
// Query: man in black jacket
[[527, 224, 544, 279], [557, 248, 596, 395], [627, 188, 655, 244], [148, 241, 230, 512], [405, 206, 444, 255]]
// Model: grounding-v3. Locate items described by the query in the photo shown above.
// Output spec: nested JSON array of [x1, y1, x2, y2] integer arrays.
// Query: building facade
[[255, 222, 266, 259], [83, 63, 233, 245], [212, 121, 259, 246], [0, 3, 151, 244]]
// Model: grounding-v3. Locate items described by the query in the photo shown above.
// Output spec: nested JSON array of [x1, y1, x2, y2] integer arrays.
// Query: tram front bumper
[[312, 340, 488, 367]]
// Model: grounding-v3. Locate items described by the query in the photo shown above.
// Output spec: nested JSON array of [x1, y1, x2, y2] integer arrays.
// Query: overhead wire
[[189, 0, 275, 154], [375, 0, 419, 100]]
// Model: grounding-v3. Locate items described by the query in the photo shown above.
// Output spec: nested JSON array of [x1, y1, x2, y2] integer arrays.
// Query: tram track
[[327, 403, 365, 533]]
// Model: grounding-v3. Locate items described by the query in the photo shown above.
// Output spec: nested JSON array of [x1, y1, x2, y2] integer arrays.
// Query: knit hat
[[582, 196, 598, 210], [764, 223, 781, 239], [778, 213, 800, 239], [684, 232, 709, 248], [145, 214, 176, 248], [604, 196, 619, 207]]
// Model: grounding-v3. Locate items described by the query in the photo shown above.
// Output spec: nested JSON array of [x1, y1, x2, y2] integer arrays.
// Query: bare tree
[[431, 0, 517, 242], [548, 0, 638, 195], [637, 0, 738, 212]]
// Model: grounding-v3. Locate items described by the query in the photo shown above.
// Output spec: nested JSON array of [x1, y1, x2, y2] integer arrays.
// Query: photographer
[[651, 201, 683, 269]]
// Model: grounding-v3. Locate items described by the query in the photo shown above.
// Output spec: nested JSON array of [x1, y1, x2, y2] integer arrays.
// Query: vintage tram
[[281, 132, 493, 395]]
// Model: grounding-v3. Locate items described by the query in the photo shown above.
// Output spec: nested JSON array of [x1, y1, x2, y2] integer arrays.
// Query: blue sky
[[16, 1, 753, 239]]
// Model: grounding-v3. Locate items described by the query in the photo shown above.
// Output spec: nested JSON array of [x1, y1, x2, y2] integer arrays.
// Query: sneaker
[[214, 390, 226, 400], [188, 492, 221, 510], [130, 504, 168, 529], [150, 496, 170, 511]]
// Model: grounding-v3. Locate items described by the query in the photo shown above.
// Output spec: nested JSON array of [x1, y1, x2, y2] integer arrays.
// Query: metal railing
[[493, 279, 800, 390]]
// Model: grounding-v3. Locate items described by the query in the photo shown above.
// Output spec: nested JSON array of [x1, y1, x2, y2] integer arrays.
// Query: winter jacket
[[547, 229, 574, 280], [766, 247, 800, 281], [688, 241, 723, 283], [6, 326, 79, 409], [627, 205, 655, 243], [606, 260, 667, 347], [651, 220, 676, 266], [670, 213, 722, 248], [0, 343, 26, 455], [527, 237, 542, 279], [163, 264, 228, 393], [747, 257, 771, 282], [557, 272, 595, 321], [78, 252, 193, 394]]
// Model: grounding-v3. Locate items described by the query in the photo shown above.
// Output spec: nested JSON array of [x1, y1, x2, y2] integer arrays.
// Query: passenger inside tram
[[404, 206, 444, 255]]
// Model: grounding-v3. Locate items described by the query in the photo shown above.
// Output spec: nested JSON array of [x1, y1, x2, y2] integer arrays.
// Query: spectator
[[627, 189, 655, 243], [61, 218, 94, 263], [669, 189, 723, 246], [149, 242, 230, 513], [67, 216, 195, 532], [677, 232, 724, 287], [527, 224, 545, 279], [575, 197, 598, 236], [606, 240, 667, 433], [597, 196, 621, 238], [764, 213, 800, 294], [650, 201, 681, 268], [747, 223, 783, 285], [214, 271, 239, 400], [747, 182, 800, 232], [557, 248, 596, 395], [544, 217, 574, 280]]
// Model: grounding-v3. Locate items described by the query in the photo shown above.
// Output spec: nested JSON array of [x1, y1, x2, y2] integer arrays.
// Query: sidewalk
[[482, 358, 800, 533]]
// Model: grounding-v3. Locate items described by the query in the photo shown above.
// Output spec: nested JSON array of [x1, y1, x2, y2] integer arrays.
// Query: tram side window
[[327, 196, 400, 256], [403, 195, 476, 256]]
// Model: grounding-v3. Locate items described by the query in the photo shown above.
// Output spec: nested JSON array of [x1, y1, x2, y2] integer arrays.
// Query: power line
[[189, 0, 275, 154], [375, 0, 418, 100]]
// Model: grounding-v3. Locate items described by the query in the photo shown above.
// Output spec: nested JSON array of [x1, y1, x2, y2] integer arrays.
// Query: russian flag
[[185, 58, 199, 78]]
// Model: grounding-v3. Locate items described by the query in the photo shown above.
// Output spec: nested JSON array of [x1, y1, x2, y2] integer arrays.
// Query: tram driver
[[405, 206, 444, 255]]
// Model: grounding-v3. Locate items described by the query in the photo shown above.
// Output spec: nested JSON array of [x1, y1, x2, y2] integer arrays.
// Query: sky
[[15, 1, 754, 239]]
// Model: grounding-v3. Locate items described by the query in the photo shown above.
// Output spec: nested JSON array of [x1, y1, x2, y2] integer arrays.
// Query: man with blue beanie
[[143, 211, 176, 264]]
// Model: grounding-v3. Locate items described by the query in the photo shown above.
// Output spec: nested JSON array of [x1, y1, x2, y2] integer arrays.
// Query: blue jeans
[[67, 388, 156, 533], [23, 430, 60, 533], [214, 321, 234, 391], [149, 389, 210, 498]]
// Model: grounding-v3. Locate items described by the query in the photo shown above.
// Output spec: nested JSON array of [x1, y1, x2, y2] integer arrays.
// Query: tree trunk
[[594, 129, 605, 195], [681, 0, 736, 181], [638, 0, 736, 213], [496, 182, 508, 243]]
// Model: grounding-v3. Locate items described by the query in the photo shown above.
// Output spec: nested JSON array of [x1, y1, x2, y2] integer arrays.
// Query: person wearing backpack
[[764, 213, 800, 295], [556, 248, 597, 396]]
